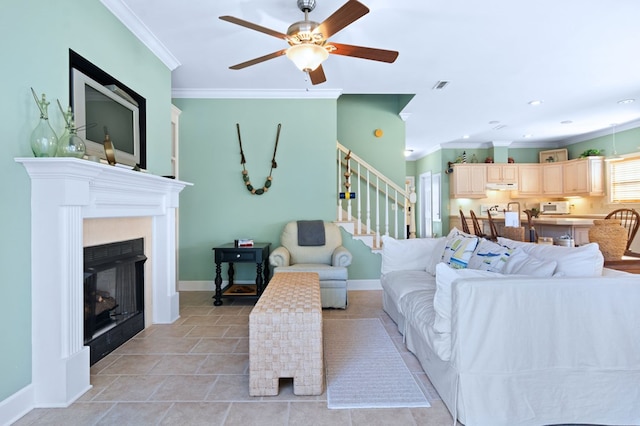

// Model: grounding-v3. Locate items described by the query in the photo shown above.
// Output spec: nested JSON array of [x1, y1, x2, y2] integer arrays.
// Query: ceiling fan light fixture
[[297, 0, 316, 12], [286, 43, 329, 72]]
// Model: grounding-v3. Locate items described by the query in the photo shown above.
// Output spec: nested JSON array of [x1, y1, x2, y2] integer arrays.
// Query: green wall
[[567, 126, 640, 159], [337, 94, 408, 185], [414, 150, 448, 236], [1, 0, 172, 402], [337, 94, 411, 277], [174, 94, 410, 283], [173, 98, 338, 281]]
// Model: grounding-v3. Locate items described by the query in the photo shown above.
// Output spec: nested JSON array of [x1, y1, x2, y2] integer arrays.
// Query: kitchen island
[[450, 214, 603, 246], [530, 216, 595, 246]]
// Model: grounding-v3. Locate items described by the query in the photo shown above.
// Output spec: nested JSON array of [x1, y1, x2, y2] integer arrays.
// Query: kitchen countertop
[[532, 217, 597, 226], [457, 215, 605, 226]]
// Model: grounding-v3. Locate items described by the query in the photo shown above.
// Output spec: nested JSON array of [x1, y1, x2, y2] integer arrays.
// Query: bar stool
[[459, 209, 471, 234]]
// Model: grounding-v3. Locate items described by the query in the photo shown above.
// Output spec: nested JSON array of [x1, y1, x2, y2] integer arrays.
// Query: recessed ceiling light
[[523, 134, 533, 138], [561, 120, 573, 124], [488, 120, 500, 125], [404, 149, 413, 157], [462, 135, 470, 139], [618, 99, 635, 104], [528, 100, 543, 106]]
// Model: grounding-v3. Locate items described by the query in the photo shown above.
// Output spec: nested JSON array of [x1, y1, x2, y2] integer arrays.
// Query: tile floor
[[14, 290, 459, 426]]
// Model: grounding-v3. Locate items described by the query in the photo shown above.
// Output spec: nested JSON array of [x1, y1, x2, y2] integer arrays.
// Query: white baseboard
[[178, 280, 215, 291], [178, 279, 381, 291], [0, 384, 34, 426]]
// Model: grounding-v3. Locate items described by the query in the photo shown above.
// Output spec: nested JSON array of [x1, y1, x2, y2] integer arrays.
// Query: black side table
[[212, 242, 271, 306]]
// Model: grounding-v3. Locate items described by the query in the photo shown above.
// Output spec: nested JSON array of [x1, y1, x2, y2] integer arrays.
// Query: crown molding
[[100, 0, 181, 71], [441, 141, 494, 150], [171, 88, 343, 99], [552, 118, 640, 146]]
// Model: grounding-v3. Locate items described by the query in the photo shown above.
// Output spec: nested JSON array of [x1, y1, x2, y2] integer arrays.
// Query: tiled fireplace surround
[[16, 158, 191, 409]]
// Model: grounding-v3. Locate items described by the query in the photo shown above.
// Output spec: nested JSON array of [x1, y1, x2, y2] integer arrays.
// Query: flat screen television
[[69, 50, 146, 168]]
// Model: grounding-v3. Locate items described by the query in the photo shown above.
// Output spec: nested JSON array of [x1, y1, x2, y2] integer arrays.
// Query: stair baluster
[[336, 142, 415, 253]]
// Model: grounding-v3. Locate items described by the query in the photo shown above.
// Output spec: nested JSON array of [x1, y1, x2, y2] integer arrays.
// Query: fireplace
[[17, 157, 191, 408], [84, 238, 146, 364]]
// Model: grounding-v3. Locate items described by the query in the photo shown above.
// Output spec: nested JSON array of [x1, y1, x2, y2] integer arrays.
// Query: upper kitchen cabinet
[[516, 164, 543, 197], [486, 164, 518, 184], [450, 164, 487, 198], [562, 156, 604, 196], [542, 162, 564, 196]]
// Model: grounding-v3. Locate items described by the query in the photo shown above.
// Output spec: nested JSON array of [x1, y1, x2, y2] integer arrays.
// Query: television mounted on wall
[[69, 50, 146, 169]]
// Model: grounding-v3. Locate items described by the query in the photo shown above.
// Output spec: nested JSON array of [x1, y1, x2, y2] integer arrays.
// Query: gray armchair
[[269, 221, 352, 308]]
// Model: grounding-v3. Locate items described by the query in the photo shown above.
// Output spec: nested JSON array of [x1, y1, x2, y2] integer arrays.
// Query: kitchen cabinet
[[562, 157, 604, 196], [450, 164, 487, 198], [487, 164, 518, 183], [542, 163, 564, 196], [516, 164, 543, 197]]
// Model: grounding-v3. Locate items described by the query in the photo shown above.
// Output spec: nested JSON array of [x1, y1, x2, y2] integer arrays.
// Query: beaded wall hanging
[[236, 123, 281, 195]]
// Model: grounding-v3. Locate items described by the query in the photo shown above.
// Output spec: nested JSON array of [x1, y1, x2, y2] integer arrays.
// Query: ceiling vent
[[432, 80, 449, 90]]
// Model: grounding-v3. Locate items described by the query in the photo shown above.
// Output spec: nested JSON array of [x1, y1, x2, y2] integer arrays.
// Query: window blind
[[610, 156, 640, 203]]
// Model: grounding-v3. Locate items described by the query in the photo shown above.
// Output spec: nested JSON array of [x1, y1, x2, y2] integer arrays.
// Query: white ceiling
[[103, 0, 640, 159]]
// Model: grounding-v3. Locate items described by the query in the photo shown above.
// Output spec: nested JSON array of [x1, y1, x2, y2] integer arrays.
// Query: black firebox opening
[[84, 238, 146, 365]]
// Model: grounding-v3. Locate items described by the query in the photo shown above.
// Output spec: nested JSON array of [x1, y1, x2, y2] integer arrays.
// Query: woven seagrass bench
[[249, 271, 324, 396]]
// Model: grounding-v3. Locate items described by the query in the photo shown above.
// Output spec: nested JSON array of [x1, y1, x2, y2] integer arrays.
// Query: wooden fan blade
[[308, 65, 327, 85], [329, 42, 399, 63], [229, 49, 288, 70], [219, 16, 288, 40], [316, 0, 369, 39]]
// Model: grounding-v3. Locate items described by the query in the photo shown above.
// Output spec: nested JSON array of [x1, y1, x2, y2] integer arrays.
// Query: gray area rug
[[324, 318, 431, 409]]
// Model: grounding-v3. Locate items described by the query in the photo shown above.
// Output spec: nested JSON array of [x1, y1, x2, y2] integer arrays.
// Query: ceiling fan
[[219, 0, 399, 85]]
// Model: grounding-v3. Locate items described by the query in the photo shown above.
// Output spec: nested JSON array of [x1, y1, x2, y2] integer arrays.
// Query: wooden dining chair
[[469, 210, 486, 238], [605, 208, 640, 254], [485, 210, 499, 241], [459, 209, 471, 234]]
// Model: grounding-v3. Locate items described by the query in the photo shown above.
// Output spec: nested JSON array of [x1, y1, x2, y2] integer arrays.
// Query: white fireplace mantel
[[15, 157, 192, 408]]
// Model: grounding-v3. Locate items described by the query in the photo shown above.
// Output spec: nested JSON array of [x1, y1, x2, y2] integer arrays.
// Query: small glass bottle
[[57, 121, 86, 158], [30, 92, 58, 157], [56, 105, 86, 158]]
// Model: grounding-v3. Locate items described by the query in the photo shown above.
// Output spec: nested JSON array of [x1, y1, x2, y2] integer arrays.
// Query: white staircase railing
[[337, 142, 416, 250]]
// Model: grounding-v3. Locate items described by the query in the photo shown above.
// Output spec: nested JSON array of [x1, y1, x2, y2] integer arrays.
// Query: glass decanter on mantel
[[29, 89, 59, 157], [56, 103, 86, 158]]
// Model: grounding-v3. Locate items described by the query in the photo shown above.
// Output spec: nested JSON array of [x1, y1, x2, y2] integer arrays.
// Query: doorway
[[419, 172, 441, 237]]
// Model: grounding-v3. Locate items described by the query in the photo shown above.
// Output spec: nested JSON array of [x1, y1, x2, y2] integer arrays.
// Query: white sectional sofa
[[381, 230, 640, 426]]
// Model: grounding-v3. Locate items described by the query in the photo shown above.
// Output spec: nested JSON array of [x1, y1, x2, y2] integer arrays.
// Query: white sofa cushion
[[381, 235, 447, 275], [400, 289, 452, 361], [497, 238, 604, 277], [381, 270, 435, 304], [433, 263, 526, 335], [502, 248, 557, 277]]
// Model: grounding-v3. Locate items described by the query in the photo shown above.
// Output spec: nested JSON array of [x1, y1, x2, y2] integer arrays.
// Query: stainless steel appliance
[[540, 201, 570, 214]]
